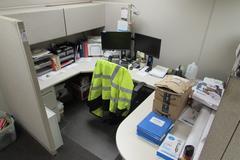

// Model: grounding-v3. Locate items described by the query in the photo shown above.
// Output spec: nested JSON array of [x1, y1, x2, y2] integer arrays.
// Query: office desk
[[37, 57, 162, 122], [116, 92, 192, 160], [38, 57, 161, 91], [38, 57, 101, 91]]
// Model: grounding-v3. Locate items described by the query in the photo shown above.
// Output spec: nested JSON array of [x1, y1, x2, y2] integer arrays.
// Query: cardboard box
[[154, 87, 191, 106], [153, 98, 185, 121], [153, 75, 192, 121]]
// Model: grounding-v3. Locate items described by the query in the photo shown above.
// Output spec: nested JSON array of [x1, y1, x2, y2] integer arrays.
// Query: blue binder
[[137, 112, 174, 145]]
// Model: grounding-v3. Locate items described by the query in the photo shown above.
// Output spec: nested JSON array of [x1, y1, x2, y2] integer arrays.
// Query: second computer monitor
[[101, 31, 132, 50], [134, 33, 161, 58]]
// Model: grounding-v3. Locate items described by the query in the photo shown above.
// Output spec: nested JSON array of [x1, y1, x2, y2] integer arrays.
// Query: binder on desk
[[137, 112, 174, 145], [83, 41, 88, 57]]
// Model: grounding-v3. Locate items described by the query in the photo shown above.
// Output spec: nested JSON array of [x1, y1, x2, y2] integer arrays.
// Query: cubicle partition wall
[[0, 16, 56, 154]]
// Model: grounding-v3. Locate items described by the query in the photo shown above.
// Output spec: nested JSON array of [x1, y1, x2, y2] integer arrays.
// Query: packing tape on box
[[193, 111, 215, 160], [180, 107, 211, 157]]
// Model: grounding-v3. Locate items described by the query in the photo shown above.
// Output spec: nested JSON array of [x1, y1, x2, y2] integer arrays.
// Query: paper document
[[117, 20, 128, 31], [121, 8, 128, 19], [149, 65, 168, 78], [179, 107, 199, 127], [38, 70, 64, 81], [136, 66, 149, 77]]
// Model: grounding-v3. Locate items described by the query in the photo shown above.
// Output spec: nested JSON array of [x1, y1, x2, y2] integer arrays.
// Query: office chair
[[87, 59, 145, 124]]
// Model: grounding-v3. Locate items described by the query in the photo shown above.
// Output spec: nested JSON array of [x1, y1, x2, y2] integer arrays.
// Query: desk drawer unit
[[41, 87, 60, 122]]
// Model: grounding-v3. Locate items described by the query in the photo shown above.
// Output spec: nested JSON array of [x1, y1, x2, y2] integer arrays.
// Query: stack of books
[[137, 112, 174, 145]]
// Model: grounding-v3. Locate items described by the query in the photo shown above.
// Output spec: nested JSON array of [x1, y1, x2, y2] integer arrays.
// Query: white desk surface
[[38, 57, 100, 90], [38, 57, 162, 90], [116, 92, 192, 160], [128, 68, 161, 89]]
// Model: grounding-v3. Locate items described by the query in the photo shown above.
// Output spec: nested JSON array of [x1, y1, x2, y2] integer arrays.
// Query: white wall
[[104, 2, 129, 31], [198, 0, 239, 80], [131, 0, 215, 69], [100, 0, 239, 81], [0, 0, 90, 9], [0, 89, 9, 112]]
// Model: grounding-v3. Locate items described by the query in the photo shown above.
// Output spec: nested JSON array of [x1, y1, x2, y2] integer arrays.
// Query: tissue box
[[156, 133, 185, 160]]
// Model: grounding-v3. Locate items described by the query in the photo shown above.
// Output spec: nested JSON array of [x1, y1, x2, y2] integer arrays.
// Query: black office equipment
[[101, 31, 132, 50], [134, 33, 161, 71]]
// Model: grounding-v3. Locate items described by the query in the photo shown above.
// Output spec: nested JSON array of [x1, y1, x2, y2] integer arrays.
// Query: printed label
[[150, 117, 165, 127]]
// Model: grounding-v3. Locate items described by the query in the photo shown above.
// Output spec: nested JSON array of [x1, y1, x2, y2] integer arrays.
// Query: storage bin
[[0, 112, 16, 150]]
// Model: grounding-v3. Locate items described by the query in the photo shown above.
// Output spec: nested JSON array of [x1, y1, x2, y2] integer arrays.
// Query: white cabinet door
[[64, 3, 105, 35], [5, 8, 66, 45]]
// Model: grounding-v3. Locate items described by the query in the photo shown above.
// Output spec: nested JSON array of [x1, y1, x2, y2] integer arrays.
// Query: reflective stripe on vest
[[91, 82, 132, 94]]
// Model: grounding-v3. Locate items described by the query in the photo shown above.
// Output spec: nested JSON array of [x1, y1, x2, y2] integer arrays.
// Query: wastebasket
[[0, 111, 16, 150]]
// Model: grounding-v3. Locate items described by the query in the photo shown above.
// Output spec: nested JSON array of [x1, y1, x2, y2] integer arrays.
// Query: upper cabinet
[[64, 3, 105, 36], [4, 8, 66, 45], [1, 3, 105, 44]]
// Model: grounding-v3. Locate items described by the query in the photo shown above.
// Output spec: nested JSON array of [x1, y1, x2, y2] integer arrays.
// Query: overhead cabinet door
[[5, 8, 66, 45], [64, 3, 105, 35]]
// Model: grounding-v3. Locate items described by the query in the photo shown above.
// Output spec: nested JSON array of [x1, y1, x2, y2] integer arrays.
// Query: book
[[137, 112, 174, 145], [83, 41, 88, 57], [192, 77, 224, 110]]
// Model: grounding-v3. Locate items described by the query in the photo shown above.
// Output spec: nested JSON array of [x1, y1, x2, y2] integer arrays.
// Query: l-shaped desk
[[38, 57, 160, 91], [37, 57, 211, 160]]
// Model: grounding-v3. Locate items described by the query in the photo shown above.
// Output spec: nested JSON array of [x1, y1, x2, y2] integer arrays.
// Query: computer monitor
[[101, 31, 132, 50], [134, 33, 161, 59]]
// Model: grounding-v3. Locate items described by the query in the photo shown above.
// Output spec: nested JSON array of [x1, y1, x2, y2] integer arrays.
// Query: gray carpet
[[0, 126, 101, 160], [61, 100, 120, 160]]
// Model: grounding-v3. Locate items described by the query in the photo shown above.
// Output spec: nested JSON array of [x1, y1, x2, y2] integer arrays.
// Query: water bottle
[[185, 62, 198, 80]]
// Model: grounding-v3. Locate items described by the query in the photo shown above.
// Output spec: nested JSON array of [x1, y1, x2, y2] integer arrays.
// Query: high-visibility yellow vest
[[88, 59, 134, 117]]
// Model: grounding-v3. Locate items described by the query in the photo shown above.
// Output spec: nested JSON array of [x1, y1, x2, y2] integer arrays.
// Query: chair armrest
[[133, 82, 145, 93]]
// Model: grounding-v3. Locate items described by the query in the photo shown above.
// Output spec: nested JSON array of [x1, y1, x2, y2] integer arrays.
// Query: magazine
[[192, 77, 224, 110]]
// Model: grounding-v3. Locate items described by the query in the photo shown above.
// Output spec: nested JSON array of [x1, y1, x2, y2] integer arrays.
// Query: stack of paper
[[192, 77, 224, 110], [137, 112, 174, 145], [32, 49, 52, 60], [149, 65, 169, 78]]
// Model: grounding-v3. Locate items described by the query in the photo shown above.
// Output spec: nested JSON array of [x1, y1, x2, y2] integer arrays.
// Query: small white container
[[57, 101, 64, 117], [185, 62, 198, 80]]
